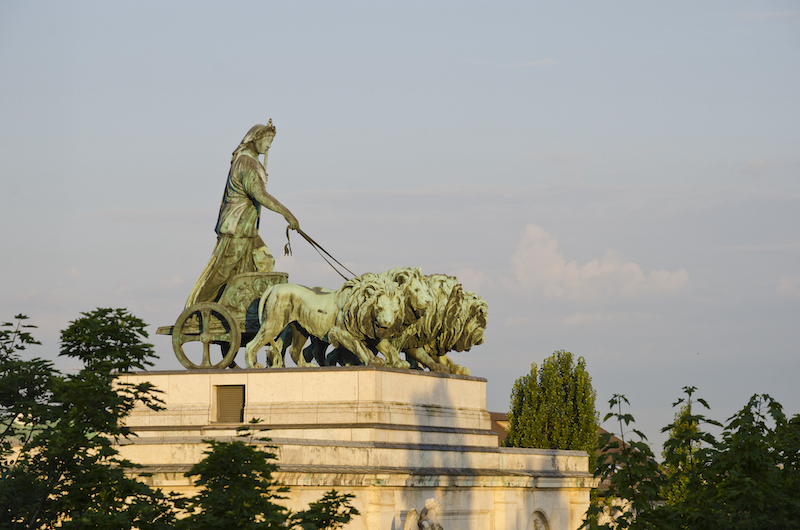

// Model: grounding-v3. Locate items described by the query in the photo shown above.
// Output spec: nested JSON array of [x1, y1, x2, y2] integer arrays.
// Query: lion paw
[[429, 363, 449, 374], [453, 365, 471, 376], [369, 357, 385, 367]]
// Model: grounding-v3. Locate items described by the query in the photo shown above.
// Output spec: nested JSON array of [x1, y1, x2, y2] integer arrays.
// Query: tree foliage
[[583, 387, 800, 530], [0, 309, 177, 530], [658, 386, 720, 526], [585, 395, 665, 530], [179, 437, 289, 530], [291, 490, 360, 530], [179, 422, 359, 530], [0, 311, 360, 530], [503, 350, 598, 457], [660, 399, 698, 506], [0, 315, 52, 466]]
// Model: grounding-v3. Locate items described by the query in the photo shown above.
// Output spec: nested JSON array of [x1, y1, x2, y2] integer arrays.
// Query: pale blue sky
[[1, 1, 798, 450]]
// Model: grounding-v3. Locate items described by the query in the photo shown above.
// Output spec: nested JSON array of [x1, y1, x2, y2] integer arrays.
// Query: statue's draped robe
[[186, 153, 274, 306]]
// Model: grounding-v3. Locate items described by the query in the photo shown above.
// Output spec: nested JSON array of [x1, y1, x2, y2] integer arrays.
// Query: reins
[[285, 226, 356, 281]]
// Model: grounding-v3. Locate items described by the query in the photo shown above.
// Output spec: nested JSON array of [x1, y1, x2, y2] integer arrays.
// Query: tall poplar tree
[[503, 350, 598, 457]]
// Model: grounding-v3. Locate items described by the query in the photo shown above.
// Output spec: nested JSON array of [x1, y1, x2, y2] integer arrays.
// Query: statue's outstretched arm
[[246, 177, 299, 230]]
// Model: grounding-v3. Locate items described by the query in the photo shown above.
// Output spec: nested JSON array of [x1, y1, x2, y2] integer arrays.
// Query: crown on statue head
[[264, 118, 276, 141]]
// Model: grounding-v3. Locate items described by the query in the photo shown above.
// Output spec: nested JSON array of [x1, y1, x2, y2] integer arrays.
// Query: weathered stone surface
[[116, 368, 594, 529]]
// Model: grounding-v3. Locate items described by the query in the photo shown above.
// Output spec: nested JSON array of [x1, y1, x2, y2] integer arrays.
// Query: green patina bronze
[[160, 121, 488, 373], [158, 121, 296, 369]]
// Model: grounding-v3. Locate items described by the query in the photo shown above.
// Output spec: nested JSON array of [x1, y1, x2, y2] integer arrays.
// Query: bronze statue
[[186, 121, 299, 307], [160, 121, 487, 373]]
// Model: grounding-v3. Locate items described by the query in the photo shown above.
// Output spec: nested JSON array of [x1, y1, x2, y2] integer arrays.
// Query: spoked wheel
[[172, 302, 241, 369]]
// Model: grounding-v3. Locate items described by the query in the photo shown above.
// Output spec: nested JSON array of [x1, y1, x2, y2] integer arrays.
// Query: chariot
[[156, 272, 288, 369]]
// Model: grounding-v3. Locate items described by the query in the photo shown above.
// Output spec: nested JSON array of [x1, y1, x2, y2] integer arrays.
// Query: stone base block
[[116, 367, 595, 529]]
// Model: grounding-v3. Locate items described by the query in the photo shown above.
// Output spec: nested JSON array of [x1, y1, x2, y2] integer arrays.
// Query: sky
[[1, 1, 798, 452]]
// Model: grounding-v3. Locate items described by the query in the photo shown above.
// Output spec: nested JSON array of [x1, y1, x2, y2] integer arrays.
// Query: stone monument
[[158, 121, 485, 376], [132, 123, 595, 529]]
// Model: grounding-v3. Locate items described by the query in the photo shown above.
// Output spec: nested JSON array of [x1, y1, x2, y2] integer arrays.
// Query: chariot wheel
[[172, 302, 241, 369]]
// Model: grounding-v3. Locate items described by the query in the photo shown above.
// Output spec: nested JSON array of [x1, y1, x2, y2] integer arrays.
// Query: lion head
[[336, 273, 404, 341], [397, 275, 488, 357], [449, 291, 488, 352], [382, 267, 433, 323]]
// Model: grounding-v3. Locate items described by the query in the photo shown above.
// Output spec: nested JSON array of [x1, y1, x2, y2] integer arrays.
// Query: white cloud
[[776, 275, 800, 297], [508, 224, 688, 301]]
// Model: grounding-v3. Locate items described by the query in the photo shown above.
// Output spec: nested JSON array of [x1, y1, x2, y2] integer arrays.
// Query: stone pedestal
[[116, 367, 594, 530]]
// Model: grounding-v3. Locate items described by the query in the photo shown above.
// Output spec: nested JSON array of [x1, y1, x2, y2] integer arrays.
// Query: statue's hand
[[286, 214, 299, 231]]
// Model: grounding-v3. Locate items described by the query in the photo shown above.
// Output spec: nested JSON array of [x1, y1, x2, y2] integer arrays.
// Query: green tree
[[776, 413, 800, 496], [503, 350, 598, 458], [701, 394, 800, 529], [1, 310, 360, 529], [179, 438, 289, 530], [584, 394, 664, 530], [658, 387, 720, 528], [291, 489, 359, 530], [181, 423, 359, 530], [659, 386, 718, 508], [660, 402, 694, 506], [0, 315, 54, 465], [0, 309, 178, 530], [584, 388, 800, 530], [0, 316, 58, 526]]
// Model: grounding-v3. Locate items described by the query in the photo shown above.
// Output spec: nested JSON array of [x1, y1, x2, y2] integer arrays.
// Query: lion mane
[[335, 272, 401, 341], [247, 268, 481, 372], [379, 267, 433, 325], [287, 267, 431, 369], [246, 272, 402, 368], [395, 274, 488, 375]]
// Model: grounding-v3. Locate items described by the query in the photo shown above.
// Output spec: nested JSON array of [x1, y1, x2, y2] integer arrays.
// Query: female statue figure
[[186, 121, 299, 306]]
